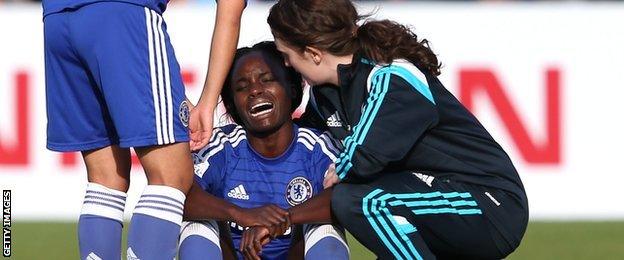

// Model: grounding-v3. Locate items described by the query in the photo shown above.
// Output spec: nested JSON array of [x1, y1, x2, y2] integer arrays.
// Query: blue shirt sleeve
[[193, 151, 226, 194], [192, 128, 230, 194], [308, 130, 342, 191]]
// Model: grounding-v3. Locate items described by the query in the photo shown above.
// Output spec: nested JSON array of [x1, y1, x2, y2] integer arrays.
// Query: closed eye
[[235, 81, 249, 91], [261, 76, 276, 83]]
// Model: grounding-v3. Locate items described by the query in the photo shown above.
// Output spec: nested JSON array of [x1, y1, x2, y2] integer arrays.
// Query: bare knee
[[135, 142, 194, 194], [82, 145, 132, 192]]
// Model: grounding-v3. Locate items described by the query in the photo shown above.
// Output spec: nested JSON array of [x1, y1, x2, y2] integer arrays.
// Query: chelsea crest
[[179, 100, 190, 127], [286, 177, 313, 206]]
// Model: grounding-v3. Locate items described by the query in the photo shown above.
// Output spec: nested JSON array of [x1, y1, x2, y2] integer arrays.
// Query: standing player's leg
[[303, 224, 349, 260], [44, 11, 132, 260], [65, 3, 194, 259], [79, 146, 132, 260], [128, 143, 193, 259]]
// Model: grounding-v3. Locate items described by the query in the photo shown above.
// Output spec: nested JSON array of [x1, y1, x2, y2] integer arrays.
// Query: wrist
[[198, 91, 220, 107], [228, 205, 243, 222], [195, 98, 216, 110], [286, 209, 295, 225]]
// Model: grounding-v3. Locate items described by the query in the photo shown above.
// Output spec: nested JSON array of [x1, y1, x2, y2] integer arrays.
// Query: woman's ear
[[304, 46, 323, 65]]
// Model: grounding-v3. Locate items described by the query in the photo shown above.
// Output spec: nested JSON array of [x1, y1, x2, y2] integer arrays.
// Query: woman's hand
[[234, 205, 290, 230], [240, 226, 271, 260], [323, 163, 339, 188]]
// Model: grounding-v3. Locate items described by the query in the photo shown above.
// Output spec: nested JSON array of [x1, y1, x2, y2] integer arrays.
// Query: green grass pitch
[[8, 221, 624, 259]]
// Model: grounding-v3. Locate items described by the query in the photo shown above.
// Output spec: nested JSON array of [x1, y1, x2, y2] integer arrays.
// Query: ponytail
[[357, 20, 441, 76]]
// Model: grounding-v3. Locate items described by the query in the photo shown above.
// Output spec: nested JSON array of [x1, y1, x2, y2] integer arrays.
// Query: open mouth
[[249, 102, 274, 117]]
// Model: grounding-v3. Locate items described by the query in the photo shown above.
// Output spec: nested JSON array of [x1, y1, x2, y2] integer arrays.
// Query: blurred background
[[1, 0, 624, 259]]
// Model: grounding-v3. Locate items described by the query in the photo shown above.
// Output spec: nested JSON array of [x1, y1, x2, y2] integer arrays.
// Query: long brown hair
[[267, 0, 441, 76]]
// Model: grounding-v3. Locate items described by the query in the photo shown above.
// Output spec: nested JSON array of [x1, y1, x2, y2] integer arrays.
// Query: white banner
[[1, 2, 624, 220]]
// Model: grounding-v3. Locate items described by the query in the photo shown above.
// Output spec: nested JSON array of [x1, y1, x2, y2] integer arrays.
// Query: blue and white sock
[[127, 185, 185, 260], [304, 224, 350, 260], [79, 182, 127, 260], [179, 221, 222, 260]]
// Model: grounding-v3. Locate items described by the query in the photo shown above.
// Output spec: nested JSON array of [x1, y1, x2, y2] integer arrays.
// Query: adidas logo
[[86, 252, 102, 260], [227, 184, 250, 200], [412, 172, 434, 187], [326, 112, 343, 128]]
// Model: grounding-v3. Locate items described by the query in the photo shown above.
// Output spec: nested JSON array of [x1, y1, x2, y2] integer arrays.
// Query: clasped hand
[[235, 205, 291, 260]]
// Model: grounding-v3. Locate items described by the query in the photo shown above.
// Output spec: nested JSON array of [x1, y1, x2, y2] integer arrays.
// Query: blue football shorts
[[44, 2, 190, 152]]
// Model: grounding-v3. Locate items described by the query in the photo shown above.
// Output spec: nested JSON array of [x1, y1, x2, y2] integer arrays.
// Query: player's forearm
[[197, 0, 244, 107], [288, 188, 333, 224], [183, 182, 241, 221]]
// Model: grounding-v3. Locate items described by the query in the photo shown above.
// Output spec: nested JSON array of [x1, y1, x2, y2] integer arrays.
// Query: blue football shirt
[[193, 124, 340, 260]]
